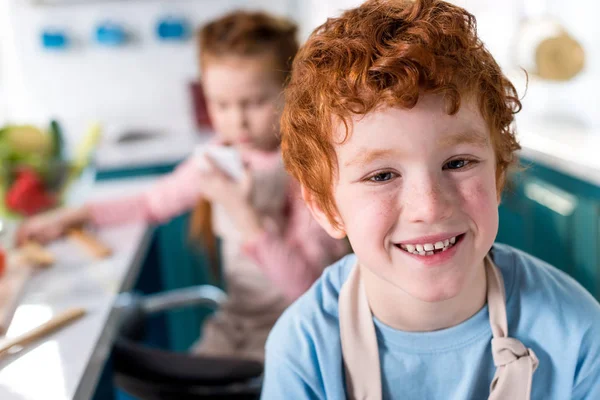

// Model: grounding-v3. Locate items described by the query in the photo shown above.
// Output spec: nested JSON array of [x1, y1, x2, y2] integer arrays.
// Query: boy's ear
[[301, 186, 347, 239]]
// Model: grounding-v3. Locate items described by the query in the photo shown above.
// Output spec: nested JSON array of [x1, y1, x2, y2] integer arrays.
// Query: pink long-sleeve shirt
[[87, 147, 347, 302]]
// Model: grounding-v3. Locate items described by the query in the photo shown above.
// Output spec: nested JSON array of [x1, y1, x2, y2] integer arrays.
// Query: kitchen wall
[[0, 0, 16, 124], [1, 0, 598, 153], [0, 0, 298, 148]]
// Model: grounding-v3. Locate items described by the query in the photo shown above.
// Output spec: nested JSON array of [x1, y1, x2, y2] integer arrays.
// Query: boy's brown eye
[[369, 172, 395, 182], [444, 159, 470, 170]]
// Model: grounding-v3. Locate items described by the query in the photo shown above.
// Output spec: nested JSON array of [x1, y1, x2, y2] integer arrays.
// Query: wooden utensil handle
[[20, 241, 55, 267], [68, 229, 112, 258], [0, 307, 86, 358]]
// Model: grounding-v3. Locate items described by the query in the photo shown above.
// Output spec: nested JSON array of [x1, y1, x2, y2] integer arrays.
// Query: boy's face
[[202, 55, 283, 151], [310, 94, 499, 303]]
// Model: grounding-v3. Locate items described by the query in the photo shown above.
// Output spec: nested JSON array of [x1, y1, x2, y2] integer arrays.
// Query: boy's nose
[[404, 176, 453, 224]]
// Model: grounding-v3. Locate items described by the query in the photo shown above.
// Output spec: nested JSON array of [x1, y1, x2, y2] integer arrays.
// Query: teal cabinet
[[498, 158, 600, 300], [154, 213, 218, 351]]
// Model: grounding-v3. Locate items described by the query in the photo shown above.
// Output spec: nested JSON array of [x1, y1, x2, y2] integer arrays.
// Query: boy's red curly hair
[[281, 0, 522, 226]]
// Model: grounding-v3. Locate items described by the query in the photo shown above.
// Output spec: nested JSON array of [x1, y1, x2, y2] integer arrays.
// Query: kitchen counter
[[517, 118, 600, 187], [0, 177, 158, 400], [94, 130, 212, 172]]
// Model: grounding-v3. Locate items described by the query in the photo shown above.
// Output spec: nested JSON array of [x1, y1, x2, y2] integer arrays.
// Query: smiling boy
[[260, 0, 600, 398]]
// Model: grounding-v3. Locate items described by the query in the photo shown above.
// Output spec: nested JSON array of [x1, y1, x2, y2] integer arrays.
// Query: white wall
[[0, 0, 297, 146], [1, 0, 598, 149], [0, 0, 18, 125]]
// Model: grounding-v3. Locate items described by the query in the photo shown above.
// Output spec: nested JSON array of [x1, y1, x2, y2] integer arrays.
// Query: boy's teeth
[[399, 235, 459, 256]]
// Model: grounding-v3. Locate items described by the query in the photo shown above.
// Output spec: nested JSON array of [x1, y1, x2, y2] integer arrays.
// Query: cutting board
[[0, 261, 34, 335], [0, 232, 109, 335], [0, 242, 55, 335]]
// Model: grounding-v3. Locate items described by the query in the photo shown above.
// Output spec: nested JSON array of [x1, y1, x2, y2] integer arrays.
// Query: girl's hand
[[16, 206, 91, 246], [198, 155, 263, 241]]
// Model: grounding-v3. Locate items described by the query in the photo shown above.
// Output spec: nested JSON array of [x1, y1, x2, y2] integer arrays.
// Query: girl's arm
[[88, 158, 205, 226]]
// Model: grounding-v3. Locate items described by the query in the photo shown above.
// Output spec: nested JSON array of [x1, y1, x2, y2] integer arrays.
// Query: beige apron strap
[[339, 264, 382, 400], [339, 257, 539, 400], [485, 256, 539, 400]]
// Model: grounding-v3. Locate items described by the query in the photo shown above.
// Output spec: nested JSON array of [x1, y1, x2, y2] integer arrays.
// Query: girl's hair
[[281, 0, 522, 228], [198, 10, 299, 84], [190, 10, 299, 281]]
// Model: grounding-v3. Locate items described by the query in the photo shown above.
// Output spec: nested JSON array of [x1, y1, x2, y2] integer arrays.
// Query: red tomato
[[0, 248, 6, 278]]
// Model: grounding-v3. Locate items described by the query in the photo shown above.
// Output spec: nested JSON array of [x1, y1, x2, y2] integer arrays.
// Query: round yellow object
[[535, 33, 585, 81], [3, 125, 53, 155]]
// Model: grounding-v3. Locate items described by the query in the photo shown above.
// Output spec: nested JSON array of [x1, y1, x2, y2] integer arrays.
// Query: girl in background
[[18, 10, 348, 361]]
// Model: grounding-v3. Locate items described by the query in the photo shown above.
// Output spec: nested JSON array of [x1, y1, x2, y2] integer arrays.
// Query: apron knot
[[491, 337, 539, 370], [489, 337, 539, 400]]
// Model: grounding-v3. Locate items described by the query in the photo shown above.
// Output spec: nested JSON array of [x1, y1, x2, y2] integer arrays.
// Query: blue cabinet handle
[[95, 22, 127, 46], [41, 30, 69, 49], [156, 17, 190, 41]]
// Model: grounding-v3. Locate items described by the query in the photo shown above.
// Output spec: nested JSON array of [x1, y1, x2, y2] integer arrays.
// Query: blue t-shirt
[[261, 244, 600, 399]]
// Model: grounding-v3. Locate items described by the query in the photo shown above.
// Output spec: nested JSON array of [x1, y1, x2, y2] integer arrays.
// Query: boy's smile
[[395, 232, 465, 268]]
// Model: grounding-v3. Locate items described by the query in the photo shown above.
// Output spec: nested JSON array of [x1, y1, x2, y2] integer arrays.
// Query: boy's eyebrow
[[438, 130, 489, 148], [344, 130, 488, 167], [344, 148, 403, 167]]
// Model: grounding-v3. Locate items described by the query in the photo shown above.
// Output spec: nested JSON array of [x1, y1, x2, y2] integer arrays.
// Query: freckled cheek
[[456, 177, 499, 230], [336, 187, 398, 241]]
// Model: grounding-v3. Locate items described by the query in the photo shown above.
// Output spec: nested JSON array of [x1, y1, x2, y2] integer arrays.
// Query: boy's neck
[[361, 261, 487, 332]]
